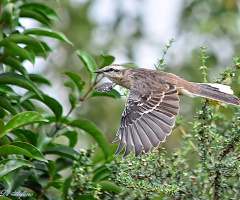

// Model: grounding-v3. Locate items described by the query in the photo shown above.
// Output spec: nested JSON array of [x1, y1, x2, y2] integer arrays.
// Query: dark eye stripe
[[104, 68, 120, 72]]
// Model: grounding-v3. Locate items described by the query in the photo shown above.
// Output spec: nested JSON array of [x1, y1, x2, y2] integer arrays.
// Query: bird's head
[[94, 64, 133, 88]]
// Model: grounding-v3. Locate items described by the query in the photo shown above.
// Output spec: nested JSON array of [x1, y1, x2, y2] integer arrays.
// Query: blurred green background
[[28, 0, 240, 152]]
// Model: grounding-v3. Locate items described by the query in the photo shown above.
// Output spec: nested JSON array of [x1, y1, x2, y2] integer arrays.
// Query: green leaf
[[0, 96, 18, 115], [29, 94, 63, 121], [2, 57, 28, 76], [0, 3, 14, 24], [10, 170, 32, 192], [29, 74, 51, 86], [46, 160, 56, 177], [55, 158, 73, 172], [76, 195, 95, 200], [63, 131, 78, 148], [0, 144, 45, 162], [20, 8, 51, 27], [11, 142, 47, 162], [20, 99, 36, 111], [64, 81, 77, 94], [69, 120, 109, 159], [63, 72, 85, 93], [0, 119, 5, 135], [89, 89, 121, 99], [99, 180, 121, 193], [37, 130, 53, 152], [98, 53, 115, 68], [0, 135, 10, 145], [23, 28, 73, 45], [0, 196, 15, 200], [92, 144, 118, 165], [61, 174, 73, 199], [44, 146, 79, 160], [0, 111, 48, 137], [2, 42, 34, 63], [0, 34, 46, 53], [0, 159, 34, 178], [92, 168, 110, 183], [20, 3, 60, 21], [11, 129, 37, 145], [76, 50, 97, 82], [0, 72, 43, 98], [0, 85, 16, 96]]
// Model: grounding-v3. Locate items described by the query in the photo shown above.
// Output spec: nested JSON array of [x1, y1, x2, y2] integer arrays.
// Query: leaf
[[46, 160, 56, 177], [92, 168, 110, 183], [0, 3, 14, 24], [61, 174, 73, 199], [0, 34, 46, 53], [2, 42, 34, 63], [0, 119, 5, 135], [0, 159, 34, 178], [98, 53, 115, 68], [55, 158, 73, 172], [63, 131, 78, 148], [44, 146, 79, 160], [20, 8, 52, 27], [76, 50, 97, 82], [0, 143, 47, 162], [0, 85, 16, 96], [63, 72, 85, 93], [11, 129, 37, 145], [0, 111, 48, 137], [2, 57, 28, 76], [37, 130, 53, 152], [29, 74, 51, 86], [0, 196, 15, 200], [0, 72, 43, 98], [20, 3, 60, 21], [11, 142, 47, 162], [99, 181, 121, 193], [29, 94, 63, 121], [20, 99, 36, 111], [10, 170, 32, 192], [76, 195, 95, 200], [69, 120, 109, 159], [23, 28, 73, 45], [0, 135, 10, 145], [92, 144, 118, 165], [90, 89, 121, 99], [0, 96, 18, 115]]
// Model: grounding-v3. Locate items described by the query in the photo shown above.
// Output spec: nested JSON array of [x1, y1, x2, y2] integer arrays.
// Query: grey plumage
[[94, 64, 240, 157]]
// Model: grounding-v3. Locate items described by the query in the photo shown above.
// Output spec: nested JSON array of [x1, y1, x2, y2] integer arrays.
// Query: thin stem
[[179, 125, 201, 156], [156, 38, 175, 71]]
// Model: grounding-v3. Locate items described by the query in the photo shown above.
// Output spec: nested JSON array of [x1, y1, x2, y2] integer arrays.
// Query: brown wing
[[113, 84, 179, 157]]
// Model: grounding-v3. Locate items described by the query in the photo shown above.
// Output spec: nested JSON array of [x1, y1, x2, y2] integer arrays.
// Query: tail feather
[[194, 83, 240, 106]]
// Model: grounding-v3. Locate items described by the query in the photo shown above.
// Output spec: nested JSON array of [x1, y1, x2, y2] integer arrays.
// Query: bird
[[93, 64, 240, 157]]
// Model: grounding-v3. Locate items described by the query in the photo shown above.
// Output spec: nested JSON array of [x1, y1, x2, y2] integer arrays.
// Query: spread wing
[[113, 84, 179, 157]]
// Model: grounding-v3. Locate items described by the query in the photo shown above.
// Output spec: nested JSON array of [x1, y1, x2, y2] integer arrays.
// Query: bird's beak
[[93, 69, 104, 74]]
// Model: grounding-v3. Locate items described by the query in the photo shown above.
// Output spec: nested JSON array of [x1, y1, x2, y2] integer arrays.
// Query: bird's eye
[[105, 68, 118, 72]]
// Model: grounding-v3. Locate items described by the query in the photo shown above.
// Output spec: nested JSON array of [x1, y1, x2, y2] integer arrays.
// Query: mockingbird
[[94, 64, 240, 157]]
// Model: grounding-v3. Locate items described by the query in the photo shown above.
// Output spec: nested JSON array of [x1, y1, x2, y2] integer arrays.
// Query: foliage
[[106, 52, 240, 200], [0, 0, 120, 199], [0, 1, 239, 200]]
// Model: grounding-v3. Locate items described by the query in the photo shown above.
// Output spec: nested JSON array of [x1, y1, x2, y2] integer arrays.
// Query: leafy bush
[[0, 1, 239, 200]]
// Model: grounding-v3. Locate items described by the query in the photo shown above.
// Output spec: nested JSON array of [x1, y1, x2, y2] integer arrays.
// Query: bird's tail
[[193, 83, 240, 106]]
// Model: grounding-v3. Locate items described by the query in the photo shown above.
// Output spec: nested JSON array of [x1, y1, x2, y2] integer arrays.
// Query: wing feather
[[113, 83, 179, 157]]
